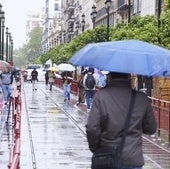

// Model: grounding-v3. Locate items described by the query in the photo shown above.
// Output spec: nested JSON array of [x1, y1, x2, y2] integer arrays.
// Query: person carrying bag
[[86, 72, 157, 169], [91, 90, 136, 169]]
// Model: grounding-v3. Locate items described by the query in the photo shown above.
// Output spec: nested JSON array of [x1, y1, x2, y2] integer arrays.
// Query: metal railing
[[8, 81, 21, 169]]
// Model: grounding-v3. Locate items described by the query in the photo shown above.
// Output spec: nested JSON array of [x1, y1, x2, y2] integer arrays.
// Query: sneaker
[[64, 99, 67, 102], [87, 108, 91, 113]]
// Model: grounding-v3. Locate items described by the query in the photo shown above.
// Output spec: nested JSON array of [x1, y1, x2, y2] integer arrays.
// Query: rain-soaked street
[[1, 80, 170, 169], [20, 81, 92, 169]]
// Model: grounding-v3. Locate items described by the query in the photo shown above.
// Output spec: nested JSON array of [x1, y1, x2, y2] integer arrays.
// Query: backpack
[[85, 73, 95, 89]]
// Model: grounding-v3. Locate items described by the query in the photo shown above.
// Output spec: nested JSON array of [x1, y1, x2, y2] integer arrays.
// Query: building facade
[[42, 0, 61, 52], [26, 0, 163, 52]]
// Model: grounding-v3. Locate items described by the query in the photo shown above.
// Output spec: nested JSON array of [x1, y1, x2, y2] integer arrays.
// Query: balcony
[[67, 4, 75, 11], [67, 16, 75, 23]]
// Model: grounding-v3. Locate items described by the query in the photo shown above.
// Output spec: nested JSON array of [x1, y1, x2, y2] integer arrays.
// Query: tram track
[[22, 82, 91, 169], [41, 88, 87, 137]]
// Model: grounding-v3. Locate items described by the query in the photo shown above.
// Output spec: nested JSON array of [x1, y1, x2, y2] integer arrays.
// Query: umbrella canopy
[[48, 67, 59, 72], [69, 40, 170, 76], [57, 63, 75, 71], [0, 61, 12, 72]]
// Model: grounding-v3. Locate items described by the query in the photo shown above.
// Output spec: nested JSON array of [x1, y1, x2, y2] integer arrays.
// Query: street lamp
[[105, 0, 111, 41], [75, 21, 80, 35], [0, 4, 5, 60], [157, 0, 162, 44], [128, 0, 131, 23], [9, 34, 13, 62], [6, 27, 9, 62], [63, 30, 66, 43], [81, 13, 85, 32], [91, 5, 97, 29]]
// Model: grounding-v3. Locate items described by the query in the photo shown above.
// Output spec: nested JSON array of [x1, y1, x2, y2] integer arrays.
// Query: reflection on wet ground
[[20, 82, 92, 169], [0, 81, 170, 169]]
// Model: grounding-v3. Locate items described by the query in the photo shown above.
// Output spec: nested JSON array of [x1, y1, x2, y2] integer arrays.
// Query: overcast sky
[[1, 0, 44, 49]]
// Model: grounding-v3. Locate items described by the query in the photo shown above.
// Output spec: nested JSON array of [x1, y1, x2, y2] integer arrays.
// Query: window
[[54, 3, 59, 11]]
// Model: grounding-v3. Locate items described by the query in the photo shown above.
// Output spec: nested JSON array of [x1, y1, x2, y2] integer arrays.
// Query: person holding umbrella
[[45, 70, 49, 85], [48, 70, 56, 91], [86, 72, 157, 169], [31, 68, 38, 91], [61, 71, 73, 102]]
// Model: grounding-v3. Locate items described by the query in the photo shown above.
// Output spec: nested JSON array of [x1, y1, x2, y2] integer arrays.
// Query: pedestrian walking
[[31, 68, 38, 91], [48, 71, 56, 91], [83, 68, 97, 111], [97, 71, 107, 88], [0, 70, 13, 104], [76, 71, 86, 106], [62, 71, 73, 102], [45, 71, 49, 85], [86, 72, 157, 169]]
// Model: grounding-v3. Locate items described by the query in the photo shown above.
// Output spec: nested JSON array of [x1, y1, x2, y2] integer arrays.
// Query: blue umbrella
[[69, 40, 170, 76]]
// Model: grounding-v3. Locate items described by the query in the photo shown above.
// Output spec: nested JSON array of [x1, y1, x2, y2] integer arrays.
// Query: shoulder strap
[[119, 90, 136, 155]]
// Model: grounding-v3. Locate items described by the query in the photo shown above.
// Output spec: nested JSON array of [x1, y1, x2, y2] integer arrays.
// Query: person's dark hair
[[88, 68, 94, 73], [110, 72, 130, 79]]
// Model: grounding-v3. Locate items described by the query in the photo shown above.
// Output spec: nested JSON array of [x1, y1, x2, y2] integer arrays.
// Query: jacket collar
[[107, 79, 131, 88]]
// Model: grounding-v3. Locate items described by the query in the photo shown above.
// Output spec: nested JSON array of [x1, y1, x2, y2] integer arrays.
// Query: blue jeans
[[121, 167, 142, 169], [85, 90, 95, 109], [49, 82, 53, 91], [63, 83, 70, 100], [2, 84, 12, 102]]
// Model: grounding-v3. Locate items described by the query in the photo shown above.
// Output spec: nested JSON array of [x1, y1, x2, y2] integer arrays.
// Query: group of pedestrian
[[76, 68, 107, 111]]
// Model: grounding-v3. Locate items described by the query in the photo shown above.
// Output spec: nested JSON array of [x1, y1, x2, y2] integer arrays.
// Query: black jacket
[[86, 79, 157, 167]]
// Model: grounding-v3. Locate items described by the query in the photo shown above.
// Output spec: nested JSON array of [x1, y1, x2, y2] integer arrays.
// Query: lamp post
[[157, 0, 161, 44], [81, 13, 85, 32], [1, 18, 5, 60], [0, 4, 5, 60], [6, 27, 9, 62], [8, 34, 13, 62], [63, 30, 66, 43], [75, 21, 79, 35], [105, 0, 111, 41], [128, 0, 131, 23], [11, 39, 13, 62], [8, 33, 12, 61], [91, 5, 97, 29]]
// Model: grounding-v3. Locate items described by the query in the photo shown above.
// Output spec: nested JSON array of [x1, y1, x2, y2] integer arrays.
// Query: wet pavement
[[1, 80, 170, 169]]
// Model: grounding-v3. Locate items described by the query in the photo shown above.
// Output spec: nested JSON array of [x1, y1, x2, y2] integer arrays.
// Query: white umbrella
[[57, 63, 75, 71]]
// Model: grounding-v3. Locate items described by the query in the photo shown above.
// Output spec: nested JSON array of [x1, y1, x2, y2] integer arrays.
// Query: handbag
[[92, 90, 136, 169]]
